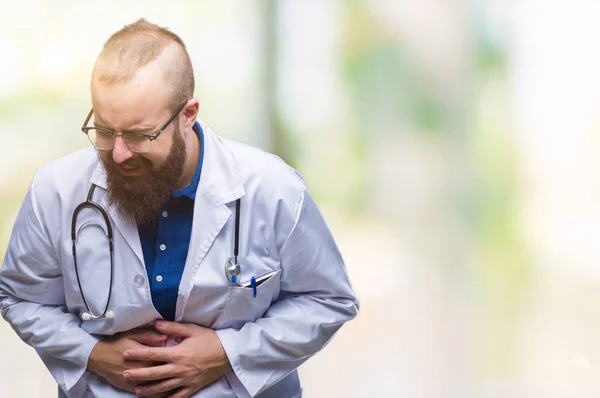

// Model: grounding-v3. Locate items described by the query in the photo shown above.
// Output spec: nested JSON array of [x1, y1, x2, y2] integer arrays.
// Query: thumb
[[153, 319, 196, 338]]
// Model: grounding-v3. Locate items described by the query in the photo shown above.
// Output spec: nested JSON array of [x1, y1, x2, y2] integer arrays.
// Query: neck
[[177, 126, 200, 189]]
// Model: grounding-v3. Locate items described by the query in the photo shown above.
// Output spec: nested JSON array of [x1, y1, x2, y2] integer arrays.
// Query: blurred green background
[[3, 1, 600, 397]]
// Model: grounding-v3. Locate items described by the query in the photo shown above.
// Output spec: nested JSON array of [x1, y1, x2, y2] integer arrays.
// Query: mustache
[[112, 155, 150, 170], [98, 120, 187, 226]]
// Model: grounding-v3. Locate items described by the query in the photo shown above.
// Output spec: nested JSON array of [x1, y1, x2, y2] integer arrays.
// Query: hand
[[87, 328, 168, 393], [122, 320, 232, 398]]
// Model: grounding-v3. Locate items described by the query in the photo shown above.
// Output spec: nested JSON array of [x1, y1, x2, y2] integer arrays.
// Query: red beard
[[99, 124, 187, 226]]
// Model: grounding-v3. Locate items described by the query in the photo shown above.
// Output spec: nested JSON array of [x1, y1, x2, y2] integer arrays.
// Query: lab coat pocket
[[217, 270, 281, 330]]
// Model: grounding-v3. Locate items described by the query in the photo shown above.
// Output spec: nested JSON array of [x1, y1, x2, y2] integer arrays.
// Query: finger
[[167, 386, 195, 398], [134, 378, 183, 396], [124, 363, 179, 381], [139, 392, 170, 398], [153, 320, 197, 338], [126, 329, 168, 347], [124, 347, 174, 362], [124, 360, 167, 373], [139, 389, 172, 398]]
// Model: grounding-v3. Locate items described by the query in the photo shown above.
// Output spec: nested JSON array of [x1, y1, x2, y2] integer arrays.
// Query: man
[[0, 19, 358, 398]]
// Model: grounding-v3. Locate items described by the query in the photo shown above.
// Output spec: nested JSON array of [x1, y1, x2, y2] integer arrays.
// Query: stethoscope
[[71, 184, 243, 321], [71, 184, 115, 321], [224, 198, 242, 284]]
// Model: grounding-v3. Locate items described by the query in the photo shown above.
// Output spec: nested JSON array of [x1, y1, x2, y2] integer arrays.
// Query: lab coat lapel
[[89, 165, 145, 267], [175, 122, 245, 319], [174, 191, 230, 320]]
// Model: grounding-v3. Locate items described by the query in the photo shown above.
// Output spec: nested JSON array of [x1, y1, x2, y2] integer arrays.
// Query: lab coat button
[[162, 211, 168, 218], [156, 275, 163, 282], [159, 244, 166, 251], [133, 274, 146, 287]]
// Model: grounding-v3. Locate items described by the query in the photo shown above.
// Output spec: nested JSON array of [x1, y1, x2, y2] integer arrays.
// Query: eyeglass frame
[[81, 101, 189, 152]]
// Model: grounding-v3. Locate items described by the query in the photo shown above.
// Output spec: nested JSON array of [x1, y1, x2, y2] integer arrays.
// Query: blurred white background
[[2, 1, 600, 397]]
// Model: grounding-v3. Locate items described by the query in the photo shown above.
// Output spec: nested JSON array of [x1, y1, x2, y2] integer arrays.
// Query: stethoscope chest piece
[[225, 256, 241, 285]]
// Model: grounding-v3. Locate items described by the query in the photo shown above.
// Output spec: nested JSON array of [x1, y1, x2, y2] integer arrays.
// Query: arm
[[0, 183, 99, 397], [216, 186, 360, 397]]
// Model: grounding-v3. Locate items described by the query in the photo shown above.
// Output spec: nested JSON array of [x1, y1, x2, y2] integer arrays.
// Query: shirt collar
[[171, 121, 204, 200]]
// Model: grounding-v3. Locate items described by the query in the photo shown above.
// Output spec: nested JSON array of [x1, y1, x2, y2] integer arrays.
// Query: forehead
[[91, 65, 171, 129]]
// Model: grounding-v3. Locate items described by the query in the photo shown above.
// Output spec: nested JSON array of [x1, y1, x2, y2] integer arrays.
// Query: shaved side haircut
[[92, 18, 194, 110]]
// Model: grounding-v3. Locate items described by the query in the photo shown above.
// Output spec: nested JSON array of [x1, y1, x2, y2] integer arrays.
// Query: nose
[[112, 136, 134, 164]]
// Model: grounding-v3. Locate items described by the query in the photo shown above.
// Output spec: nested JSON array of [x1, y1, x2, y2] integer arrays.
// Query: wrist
[[219, 350, 232, 373], [213, 333, 232, 373], [86, 340, 104, 374]]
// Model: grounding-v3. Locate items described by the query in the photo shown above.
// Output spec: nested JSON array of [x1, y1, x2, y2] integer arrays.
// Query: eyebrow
[[93, 118, 156, 134], [122, 126, 155, 134]]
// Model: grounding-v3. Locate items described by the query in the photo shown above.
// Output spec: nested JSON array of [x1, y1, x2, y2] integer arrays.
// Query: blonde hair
[[92, 18, 194, 110]]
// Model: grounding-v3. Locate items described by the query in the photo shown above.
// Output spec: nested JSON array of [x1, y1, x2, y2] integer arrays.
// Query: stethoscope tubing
[[72, 184, 242, 320], [71, 184, 115, 320], [225, 199, 242, 284]]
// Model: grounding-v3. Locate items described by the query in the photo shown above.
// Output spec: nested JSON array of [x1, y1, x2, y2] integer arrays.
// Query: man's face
[[91, 67, 187, 225]]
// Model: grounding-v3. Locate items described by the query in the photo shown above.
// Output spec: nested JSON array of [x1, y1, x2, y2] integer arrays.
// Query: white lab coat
[[0, 120, 359, 398]]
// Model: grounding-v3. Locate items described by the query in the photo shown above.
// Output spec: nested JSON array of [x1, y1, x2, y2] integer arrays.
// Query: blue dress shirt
[[138, 122, 205, 321]]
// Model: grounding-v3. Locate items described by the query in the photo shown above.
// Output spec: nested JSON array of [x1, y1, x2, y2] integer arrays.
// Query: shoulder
[[216, 135, 309, 241], [30, 146, 98, 201], [218, 135, 307, 202], [16, 147, 98, 243]]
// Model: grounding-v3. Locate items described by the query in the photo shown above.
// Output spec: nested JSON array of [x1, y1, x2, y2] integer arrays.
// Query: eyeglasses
[[81, 101, 188, 154]]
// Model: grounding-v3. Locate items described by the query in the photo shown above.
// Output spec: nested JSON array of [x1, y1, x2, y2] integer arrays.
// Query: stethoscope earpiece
[[80, 310, 115, 321]]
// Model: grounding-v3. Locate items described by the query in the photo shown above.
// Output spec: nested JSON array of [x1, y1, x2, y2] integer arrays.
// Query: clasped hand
[[88, 320, 231, 398]]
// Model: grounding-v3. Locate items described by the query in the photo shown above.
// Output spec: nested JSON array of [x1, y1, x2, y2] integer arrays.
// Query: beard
[[99, 124, 187, 226]]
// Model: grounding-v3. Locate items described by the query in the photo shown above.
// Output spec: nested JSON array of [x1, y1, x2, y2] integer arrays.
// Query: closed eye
[[123, 131, 154, 138]]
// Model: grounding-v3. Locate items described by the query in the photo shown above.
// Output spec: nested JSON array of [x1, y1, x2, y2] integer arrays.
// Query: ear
[[182, 99, 199, 130]]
